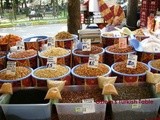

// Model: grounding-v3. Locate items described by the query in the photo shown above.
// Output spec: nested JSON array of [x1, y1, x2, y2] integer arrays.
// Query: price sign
[[47, 37, 55, 47], [6, 61, 16, 75], [16, 41, 25, 51], [119, 38, 127, 48], [82, 39, 91, 51], [126, 54, 138, 68], [46, 57, 57, 69], [88, 54, 99, 68], [82, 98, 95, 114]]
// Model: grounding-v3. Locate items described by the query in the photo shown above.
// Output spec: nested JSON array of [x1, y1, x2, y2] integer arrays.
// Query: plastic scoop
[[129, 39, 143, 51]]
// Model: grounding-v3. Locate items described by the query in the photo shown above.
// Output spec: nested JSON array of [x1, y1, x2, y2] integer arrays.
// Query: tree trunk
[[12, 0, 17, 20], [126, 0, 138, 30], [0, 0, 4, 18], [67, 0, 80, 35]]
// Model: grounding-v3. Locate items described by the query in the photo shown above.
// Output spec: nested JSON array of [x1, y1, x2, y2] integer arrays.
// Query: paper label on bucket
[[82, 39, 91, 51], [47, 37, 55, 47], [6, 61, 16, 76], [82, 98, 95, 114], [132, 104, 141, 109], [16, 41, 25, 51], [88, 54, 99, 68], [119, 38, 127, 48], [47, 57, 57, 69], [126, 54, 138, 68]]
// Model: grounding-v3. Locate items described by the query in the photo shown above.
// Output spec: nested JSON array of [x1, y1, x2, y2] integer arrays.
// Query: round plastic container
[[111, 62, 150, 83], [23, 36, 48, 51], [0, 67, 33, 87], [7, 51, 37, 69], [71, 63, 111, 85], [32, 65, 71, 87], [148, 60, 160, 73], [0, 51, 7, 70], [105, 46, 135, 66], [55, 34, 78, 49], [101, 33, 128, 48], [38, 49, 71, 67], [72, 47, 104, 66]]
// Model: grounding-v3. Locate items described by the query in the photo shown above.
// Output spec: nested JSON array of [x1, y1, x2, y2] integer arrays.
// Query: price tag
[[6, 61, 16, 75], [126, 54, 138, 68], [46, 57, 57, 69], [88, 54, 99, 68], [82, 39, 91, 51], [47, 37, 55, 47], [132, 104, 141, 109], [119, 38, 127, 48], [82, 98, 95, 114], [16, 41, 25, 51]]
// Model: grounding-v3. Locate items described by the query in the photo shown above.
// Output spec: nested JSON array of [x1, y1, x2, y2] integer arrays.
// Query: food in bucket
[[9, 49, 37, 58], [33, 65, 69, 78], [107, 44, 134, 53], [74, 63, 109, 77], [74, 46, 103, 55], [40, 47, 69, 57], [0, 34, 22, 46], [0, 66, 31, 80], [55, 31, 72, 40], [132, 28, 145, 36], [113, 62, 148, 74], [0, 51, 6, 57], [150, 59, 160, 70]]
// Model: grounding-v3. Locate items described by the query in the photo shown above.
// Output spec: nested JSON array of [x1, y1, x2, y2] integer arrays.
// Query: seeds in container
[[34, 65, 68, 78], [113, 62, 148, 74], [0, 66, 31, 80], [74, 63, 109, 77], [150, 59, 160, 70], [40, 47, 69, 57], [55, 31, 72, 40], [9, 49, 37, 59]]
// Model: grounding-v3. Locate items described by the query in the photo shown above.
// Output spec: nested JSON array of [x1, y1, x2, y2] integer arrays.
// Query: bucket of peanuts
[[111, 61, 150, 83], [72, 46, 104, 66], [38, 47, 71, 67], [0, 66, 33, 87], [55, 31, 78, 49], [0, 34, 22, 51], [7, 49, 37, 69], [132, 28, 149, 41], [71, 63, 111, 85], [31, 65, 71, 87], [23, 36, 48, 51], [148, 59, 160, 73], [101, 31, 128, 48], [105, 44, 135, 66]]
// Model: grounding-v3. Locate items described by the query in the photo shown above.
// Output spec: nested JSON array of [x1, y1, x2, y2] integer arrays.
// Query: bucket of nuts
[[7, 49, 37, 69], [32, 65, 71, 87], [55, 31, 78, 49], [0, 66, 33, 87], [101, 31, 128, 48], [0, 51, 7, 70], [71, 63, 111, 85], [111, 61, 150, 83], [38, 47, 71, 67], [105, 44, 135, 66], [23, 36, 48, 51], [148, 59, 160, 73], [72, 46, 104, 66], [132, 28, 149, 41]]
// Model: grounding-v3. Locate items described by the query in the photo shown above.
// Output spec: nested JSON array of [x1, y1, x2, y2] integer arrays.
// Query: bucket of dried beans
[[111, 61, 150, 83], [7, 49, 37, 69], [0, 66, 32, 87], [72, 46, 104, 66], [71, 63, 111, 85], [105, 44, 135, 66], [32, 65, 71, 86]]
